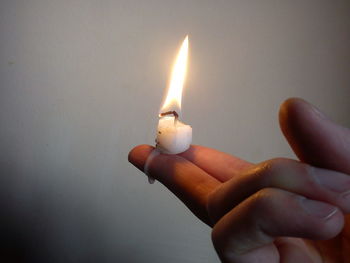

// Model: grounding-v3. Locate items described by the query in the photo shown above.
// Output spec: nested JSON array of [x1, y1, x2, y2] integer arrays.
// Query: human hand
[[128, 98, 350, 263]]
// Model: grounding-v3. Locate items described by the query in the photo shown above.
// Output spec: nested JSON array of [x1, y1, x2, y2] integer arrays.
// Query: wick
[[159, 111, 179, 125]]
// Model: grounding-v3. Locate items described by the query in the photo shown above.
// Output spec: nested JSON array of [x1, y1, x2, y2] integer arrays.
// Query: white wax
[[156, 116, 192, 154]]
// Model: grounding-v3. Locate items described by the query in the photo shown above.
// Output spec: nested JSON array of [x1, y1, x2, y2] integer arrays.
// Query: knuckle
[[301, 164, 316, 182], [249, 188, 276, 212], [263, 158, 292, 173], [253, 158, 291, 184], [297, 163, 319, 187], [256, 158, 316, 186], [265, 158, 313, 178], [296, 161, 313, 176]]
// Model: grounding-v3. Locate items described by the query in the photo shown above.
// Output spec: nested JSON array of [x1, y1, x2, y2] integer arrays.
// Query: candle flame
[[160, 35, 189, 113]]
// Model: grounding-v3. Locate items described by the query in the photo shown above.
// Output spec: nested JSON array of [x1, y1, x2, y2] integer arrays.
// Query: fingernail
[[300, 198, 338, 220], [313, 168, 350, 193]]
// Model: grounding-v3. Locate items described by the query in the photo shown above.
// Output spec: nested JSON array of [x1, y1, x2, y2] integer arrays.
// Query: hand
[[128, 98, 350, 263]]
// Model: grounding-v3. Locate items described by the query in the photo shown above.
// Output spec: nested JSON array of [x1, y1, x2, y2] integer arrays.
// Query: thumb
[[279, 98, 350, 174]]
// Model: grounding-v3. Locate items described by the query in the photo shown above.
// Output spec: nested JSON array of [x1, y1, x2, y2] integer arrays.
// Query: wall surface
[[0, 1, 349, 262]]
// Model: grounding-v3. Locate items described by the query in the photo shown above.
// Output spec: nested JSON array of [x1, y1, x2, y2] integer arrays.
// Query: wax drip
[[144, 149, 160, 184]]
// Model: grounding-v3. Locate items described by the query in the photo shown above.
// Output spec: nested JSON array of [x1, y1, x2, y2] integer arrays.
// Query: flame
[[160, 35, 189, 113]]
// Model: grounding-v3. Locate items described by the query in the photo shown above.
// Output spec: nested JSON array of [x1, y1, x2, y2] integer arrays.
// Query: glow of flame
[[160, 35, 189, 113]]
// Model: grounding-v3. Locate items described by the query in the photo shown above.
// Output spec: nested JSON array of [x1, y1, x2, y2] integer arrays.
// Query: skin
[[128, 98, 350, 263]]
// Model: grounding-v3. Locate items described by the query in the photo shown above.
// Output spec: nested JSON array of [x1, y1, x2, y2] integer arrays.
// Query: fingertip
[[305, 206, 345, 241], [280, 97, 306, 110], [128, 144, 155, 172], [278, 97, 350, 174], [279, 98, 314, 130], [278, 98, 326, 162], [279, 97, 297, 122], [322, 208, 345, 239], [280, 97, 329, 132]]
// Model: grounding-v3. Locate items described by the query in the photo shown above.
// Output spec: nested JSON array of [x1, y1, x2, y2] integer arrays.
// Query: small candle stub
[[156, 111, 192, 154]]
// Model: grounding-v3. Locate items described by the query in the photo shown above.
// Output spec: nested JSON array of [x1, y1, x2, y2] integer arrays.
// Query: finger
[[207, 158, 350, 223], [279, 98, 350, 174], [128, 144, 220, 225], [211, 188, 344, 263], [179, 145, 253, 182], [128, 144, 155, 172]]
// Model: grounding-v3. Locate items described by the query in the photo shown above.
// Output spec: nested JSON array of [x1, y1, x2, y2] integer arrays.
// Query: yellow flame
[[161, 35, 188, 112]]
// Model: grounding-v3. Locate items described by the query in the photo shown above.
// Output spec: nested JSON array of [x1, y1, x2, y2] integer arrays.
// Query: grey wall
[[0, 0, 349, 262]]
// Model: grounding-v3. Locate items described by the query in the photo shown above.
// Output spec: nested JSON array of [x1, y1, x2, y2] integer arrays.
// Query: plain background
[[0, 0, 349, 262]]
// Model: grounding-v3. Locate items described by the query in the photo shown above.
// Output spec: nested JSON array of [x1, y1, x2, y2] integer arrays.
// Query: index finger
[[179, 145, 253, 182], [128, 144, 220, 225]]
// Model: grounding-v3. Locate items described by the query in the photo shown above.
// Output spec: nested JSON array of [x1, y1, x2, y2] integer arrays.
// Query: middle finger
[[207, 158, 350, 223]]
